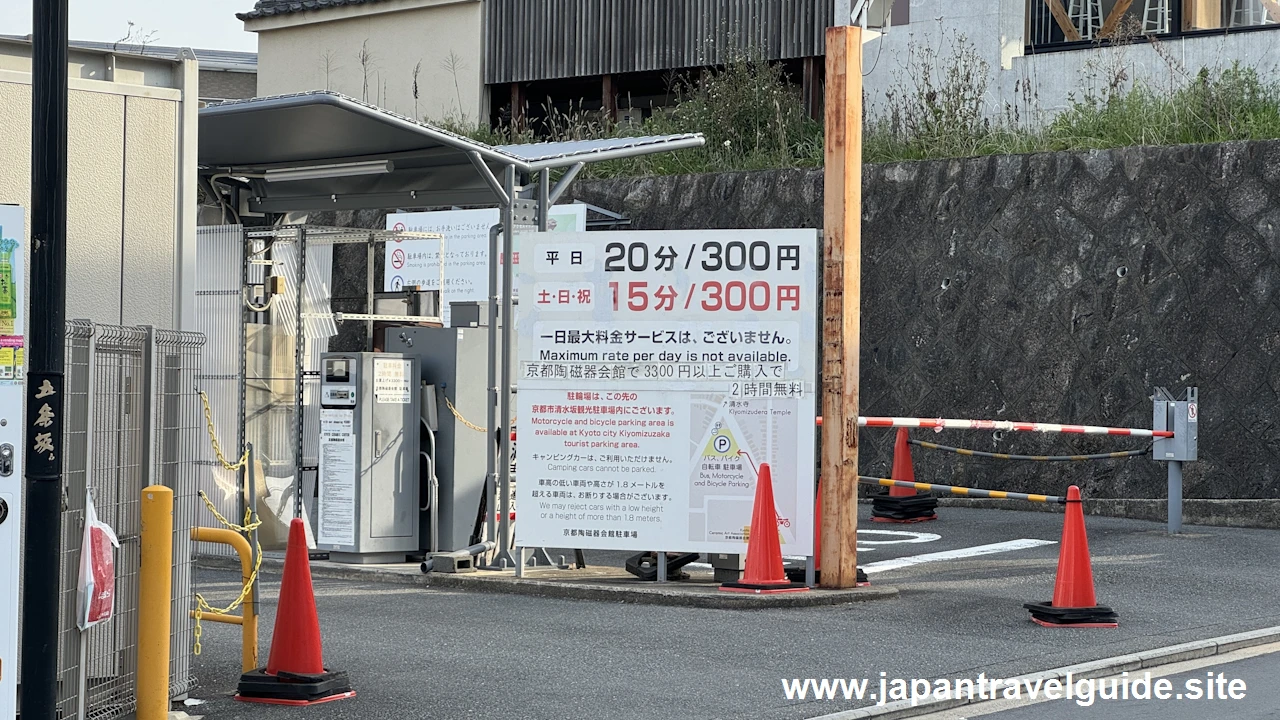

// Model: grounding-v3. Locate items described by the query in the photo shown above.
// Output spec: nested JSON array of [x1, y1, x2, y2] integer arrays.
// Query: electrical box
[[317, 352, 420, 563], [1153, 387, 1198, 462], [384, 326, 494, 553], [0, 205, 25, 719]]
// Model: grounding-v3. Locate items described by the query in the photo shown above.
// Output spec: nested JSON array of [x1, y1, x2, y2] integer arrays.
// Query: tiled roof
[[237, 0, 390, 21]]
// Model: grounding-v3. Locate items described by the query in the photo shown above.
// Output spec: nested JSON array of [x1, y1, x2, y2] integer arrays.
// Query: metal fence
[[193, 225, 244, 557], [52, 321, 207, 719], [194, 225, 337, 547]]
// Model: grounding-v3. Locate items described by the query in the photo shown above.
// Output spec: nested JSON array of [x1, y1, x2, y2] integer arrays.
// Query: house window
[[1027, 0, 1278, 50], [1186, 0, 1280, 29], [867, 0, 911, 28]]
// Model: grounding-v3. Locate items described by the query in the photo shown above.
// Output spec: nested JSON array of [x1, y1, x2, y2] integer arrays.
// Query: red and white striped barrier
[[815, 415, 1172, 438]]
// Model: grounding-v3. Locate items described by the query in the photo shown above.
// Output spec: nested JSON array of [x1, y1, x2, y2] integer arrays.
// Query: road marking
[[856, 529, 941, 545], [806, 639, 1280, 720], [861, 538, 1056, 574]]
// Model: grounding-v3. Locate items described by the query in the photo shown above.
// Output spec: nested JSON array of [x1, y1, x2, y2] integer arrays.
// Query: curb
[[196, 555, 900, 609], [930, 497, 1280, 530], [806, 626, 1280, 720]]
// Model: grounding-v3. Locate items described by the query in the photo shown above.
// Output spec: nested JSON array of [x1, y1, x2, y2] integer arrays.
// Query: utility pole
[[819, 11, 864, 588], [21, 0, 70, 717]]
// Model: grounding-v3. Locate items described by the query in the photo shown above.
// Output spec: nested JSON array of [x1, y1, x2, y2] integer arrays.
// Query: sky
[[2, 0, 259, 52]]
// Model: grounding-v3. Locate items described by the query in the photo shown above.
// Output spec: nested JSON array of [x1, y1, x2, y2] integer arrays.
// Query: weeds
[[435, 34, 1280, 177]]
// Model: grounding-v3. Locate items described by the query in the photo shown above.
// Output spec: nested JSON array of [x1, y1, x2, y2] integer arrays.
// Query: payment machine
[[316, 352, 420, 563]]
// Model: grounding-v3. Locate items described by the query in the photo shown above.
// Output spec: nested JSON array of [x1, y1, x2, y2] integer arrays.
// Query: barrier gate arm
[[190, 526, 259, 673]]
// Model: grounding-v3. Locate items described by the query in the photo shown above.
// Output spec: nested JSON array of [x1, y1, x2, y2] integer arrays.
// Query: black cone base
[[624, 551, 700, 581], [1023, 601, 1118, 627], [236, 668, 355, 705], [871, 492, 938, 521], [719, 578, 809, 593], [784, 567, 870, 586]]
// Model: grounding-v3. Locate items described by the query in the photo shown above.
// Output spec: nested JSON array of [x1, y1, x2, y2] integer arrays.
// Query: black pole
[[21, 0, 69, 718]]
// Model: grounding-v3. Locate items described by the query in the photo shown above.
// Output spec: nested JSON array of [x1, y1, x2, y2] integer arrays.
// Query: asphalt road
[[973, 650, 1280, 719], [187, 506, 1280, 720]]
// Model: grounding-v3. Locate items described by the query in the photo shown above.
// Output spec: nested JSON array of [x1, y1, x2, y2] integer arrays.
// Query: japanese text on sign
[[516, 230, 819, 555]]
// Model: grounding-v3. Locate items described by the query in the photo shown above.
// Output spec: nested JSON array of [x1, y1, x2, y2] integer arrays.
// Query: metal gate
[[52, 321, 206, 719]]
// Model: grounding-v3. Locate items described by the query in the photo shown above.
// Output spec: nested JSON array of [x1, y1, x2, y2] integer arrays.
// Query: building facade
[[238, 0, 1279, 130], [0, 35, 256, 103], [240, 0, 486, 124], [862, 0, 1279, 122], [0, 37, 200, 330]]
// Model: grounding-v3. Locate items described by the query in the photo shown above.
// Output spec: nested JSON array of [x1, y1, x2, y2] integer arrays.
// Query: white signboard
[[0, 204, 24, 720], [384, 204, 588, 326], [515, 230, 818, 555], [373, 357, 412, 404], [317, 408, 356, 546]]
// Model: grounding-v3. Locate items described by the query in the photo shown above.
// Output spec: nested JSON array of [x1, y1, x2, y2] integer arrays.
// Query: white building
[[0, 37, 199, 330], [862, 0, 1280, 122], [236, 0, 1278, 130], [240, 0, 485, 125]]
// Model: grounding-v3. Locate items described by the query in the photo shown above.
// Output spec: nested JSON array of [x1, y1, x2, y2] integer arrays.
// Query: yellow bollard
[[189, 526, 258, 672], [138, 486, 173, 720]]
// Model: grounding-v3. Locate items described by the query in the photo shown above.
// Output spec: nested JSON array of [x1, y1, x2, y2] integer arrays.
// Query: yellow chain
[[444, 395, 488, 433], [443, 394, 515, 434], [192, 489, 263, 657], [198, 390, 249, 471]]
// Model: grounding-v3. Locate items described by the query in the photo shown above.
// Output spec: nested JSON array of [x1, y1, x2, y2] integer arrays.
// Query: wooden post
[[510, 82, 525, 130], [802, 57, 823, 121], [819, 24, 862, 589], [602, 74, 617, 124]]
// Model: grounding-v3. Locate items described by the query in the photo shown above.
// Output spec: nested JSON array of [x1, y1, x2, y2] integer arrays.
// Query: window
[[1186, 0, 1280, 29], [1027, 0, 1278, 50], [867, 0, 910, 28]]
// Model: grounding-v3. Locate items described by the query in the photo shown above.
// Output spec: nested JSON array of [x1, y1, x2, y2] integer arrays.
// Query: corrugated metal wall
[[485, 0, 833, 84]]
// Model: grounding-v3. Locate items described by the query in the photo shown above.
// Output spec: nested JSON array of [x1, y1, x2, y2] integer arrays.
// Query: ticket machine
[[315, 352, 420, 563]]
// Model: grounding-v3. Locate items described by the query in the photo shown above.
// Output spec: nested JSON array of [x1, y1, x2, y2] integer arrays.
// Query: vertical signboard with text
[[515, 230, 818, 556], [0, 205, 25, 719]]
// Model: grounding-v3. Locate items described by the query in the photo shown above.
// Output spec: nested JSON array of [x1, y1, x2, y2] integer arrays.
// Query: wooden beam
[[1098, 0, 1136, 38], [1185, 0, 1222, 29], [1261, 0, 1280, 23], [602, 74, 617, 124], [1042, 0, 1083, 41], [510, 82, 525, 131], [819, 25, 862, 590], [803, 56, 823, 121]]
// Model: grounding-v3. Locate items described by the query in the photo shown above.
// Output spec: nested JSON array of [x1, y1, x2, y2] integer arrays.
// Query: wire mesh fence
[[152, 329, 207, 700], [51, 321, 205, 720]]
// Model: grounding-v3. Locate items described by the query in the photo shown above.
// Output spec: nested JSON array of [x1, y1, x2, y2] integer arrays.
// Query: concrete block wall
[[570, 140, 1280, 504]]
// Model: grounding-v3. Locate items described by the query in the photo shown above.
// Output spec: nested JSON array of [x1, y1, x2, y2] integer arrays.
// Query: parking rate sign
[[515, 230, 818, 555]]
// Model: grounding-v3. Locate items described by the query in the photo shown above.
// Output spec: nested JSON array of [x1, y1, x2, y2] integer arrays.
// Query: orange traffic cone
[[236, 519, 357, 705], [1024, 486, 1117, 628], [871, 429, 938, 523], [721, 463, 808, 594]]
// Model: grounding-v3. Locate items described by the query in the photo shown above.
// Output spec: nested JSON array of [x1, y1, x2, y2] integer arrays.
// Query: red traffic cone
[[872, 429, 938, 523], [1024, 486, 1117, 628], [721, 463, 808, 594], [889, 428, 916, 497], [236, 519, 357, 705]]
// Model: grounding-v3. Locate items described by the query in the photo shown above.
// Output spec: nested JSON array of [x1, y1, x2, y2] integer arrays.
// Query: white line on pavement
[[861, 538, 1057, 574]]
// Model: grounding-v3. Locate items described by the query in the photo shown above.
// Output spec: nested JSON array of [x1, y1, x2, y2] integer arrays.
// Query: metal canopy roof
[[198, 91, 704, 214]]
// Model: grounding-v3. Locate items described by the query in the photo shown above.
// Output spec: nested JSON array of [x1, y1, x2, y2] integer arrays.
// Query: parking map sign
[[515, 230, 818, 555]]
